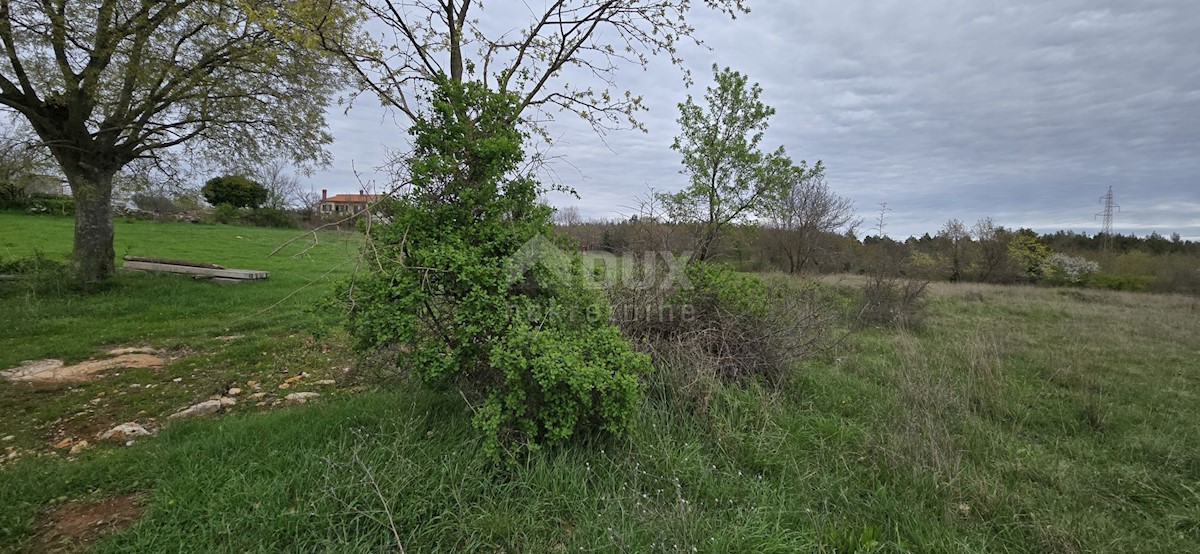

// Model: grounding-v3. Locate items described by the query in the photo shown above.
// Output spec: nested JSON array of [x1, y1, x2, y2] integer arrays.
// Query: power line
[[1095, 186, 1120, 253]]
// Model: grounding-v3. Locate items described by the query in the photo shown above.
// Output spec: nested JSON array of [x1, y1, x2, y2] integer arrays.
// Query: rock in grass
[[99, 423, 152, 441], [168, 397, 236, 419], [284, 392, 320, 405], [69, 440, 89, 455]]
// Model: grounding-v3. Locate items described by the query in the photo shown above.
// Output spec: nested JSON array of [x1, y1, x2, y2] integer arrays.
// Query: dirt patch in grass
[[29, 494, 144, 553]]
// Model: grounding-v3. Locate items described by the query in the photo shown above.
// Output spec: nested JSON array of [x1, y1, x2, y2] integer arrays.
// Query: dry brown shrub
[[607, 263, 840, 409], [858, 273, 928, 329]]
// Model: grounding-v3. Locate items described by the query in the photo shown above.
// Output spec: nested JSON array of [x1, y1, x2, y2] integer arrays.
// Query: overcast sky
[[305, 0, 1200, 239]]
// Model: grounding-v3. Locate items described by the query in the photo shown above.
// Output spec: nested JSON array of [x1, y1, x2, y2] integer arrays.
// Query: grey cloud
[[305, 0, 1200, 239]]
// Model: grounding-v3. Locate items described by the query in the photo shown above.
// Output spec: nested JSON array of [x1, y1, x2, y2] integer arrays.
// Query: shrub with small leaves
[[341, 77, 649, 457]]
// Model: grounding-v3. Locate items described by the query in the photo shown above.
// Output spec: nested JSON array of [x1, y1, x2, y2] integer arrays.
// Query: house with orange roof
[[318, 189, 380, 216]]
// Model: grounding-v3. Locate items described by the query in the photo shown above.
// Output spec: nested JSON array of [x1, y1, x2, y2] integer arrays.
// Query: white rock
[[2, 435, 14, 442], [227, 387, 242, 396], [248, 392, 267, 400], [1, 359, 65, 381], [315, 379, 336, 386], [107, 346, 158, 356], [284, 392, 320, 404], [172, 377, 183, 383], [69, 440, 89, 455], [168, 397, 236, 419], [99, 422, 152, 441]]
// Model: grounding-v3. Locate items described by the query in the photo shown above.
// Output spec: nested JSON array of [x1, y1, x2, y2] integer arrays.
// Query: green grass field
[[1, 214, 1198, 552]]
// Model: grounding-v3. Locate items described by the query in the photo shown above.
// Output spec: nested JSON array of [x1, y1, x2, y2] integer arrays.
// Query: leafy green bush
[[341, 78, 648, 457], [677, 261, 771, 321], [212, 203, 244, 224], [0, 251, 72, 297], [201, 175, 268, 208], [0, 183, 28, 209], [1081, 273, 1151, 292], [243, 207, 296, 228], [480, 313, 646, 454], [3, 191, 74, 215]]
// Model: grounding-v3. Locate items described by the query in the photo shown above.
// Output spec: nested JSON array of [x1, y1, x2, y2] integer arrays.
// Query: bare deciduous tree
[[554, 205, 582, 227], [972, 217, 1010, 282], [253, 159, 308, 210], [764, 161, 857, 273], [938, 218, 971, 281], [322, 0, 749, 133], [0, 116, 53, 195]]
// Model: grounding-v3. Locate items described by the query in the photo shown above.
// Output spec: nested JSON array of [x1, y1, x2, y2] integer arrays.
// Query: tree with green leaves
[[1008, 229, 1052, 281], [201, 175, 268, 209], [343, 78, 649, 456], [658, 65, 791, 263], [0, 0, 352, 284]]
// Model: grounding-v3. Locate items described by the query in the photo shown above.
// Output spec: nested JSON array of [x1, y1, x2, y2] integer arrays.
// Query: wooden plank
[[123, 255, 226, 269], [122, 260, 268, 280]]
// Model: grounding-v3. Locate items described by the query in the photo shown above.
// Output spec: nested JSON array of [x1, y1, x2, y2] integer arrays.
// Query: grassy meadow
[[1, 214, 1198, 552]]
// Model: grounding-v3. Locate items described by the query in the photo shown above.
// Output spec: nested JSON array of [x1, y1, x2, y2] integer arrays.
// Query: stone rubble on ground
[[168, 397, 236, 419], [69, 440, 89, 455], [99, 423, 152, 441], [315, 379, 336, 385], [284, 392, 320, 404], [227, 387, 242, 396]]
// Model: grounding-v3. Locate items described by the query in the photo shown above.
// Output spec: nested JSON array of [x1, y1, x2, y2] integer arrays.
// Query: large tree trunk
[[68, 171, 117, 285]]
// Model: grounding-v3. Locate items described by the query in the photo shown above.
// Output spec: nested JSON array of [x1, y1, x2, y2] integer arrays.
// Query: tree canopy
[[201, 175, 268, 209], [659, 64, 791, 262]]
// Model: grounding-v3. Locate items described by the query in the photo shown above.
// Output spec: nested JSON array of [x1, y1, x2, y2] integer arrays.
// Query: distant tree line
[[554, 214, 1200, 295]]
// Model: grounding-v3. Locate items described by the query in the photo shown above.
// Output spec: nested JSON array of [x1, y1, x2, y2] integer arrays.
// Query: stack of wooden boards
[[121, 256, 269, 283]]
